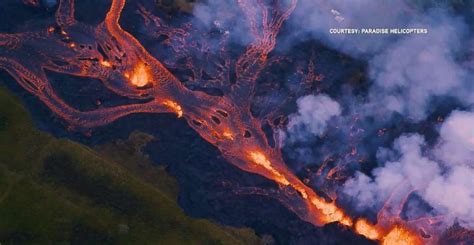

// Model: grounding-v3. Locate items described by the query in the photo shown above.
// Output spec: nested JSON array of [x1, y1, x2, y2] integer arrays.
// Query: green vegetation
[[0, 87, 261, 245]]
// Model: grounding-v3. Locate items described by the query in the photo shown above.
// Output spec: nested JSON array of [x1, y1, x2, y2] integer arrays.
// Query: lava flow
[[0, 0, 447, 244]]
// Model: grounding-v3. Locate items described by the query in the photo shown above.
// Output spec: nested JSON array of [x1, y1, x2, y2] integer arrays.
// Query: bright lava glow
[[129, 62, 150, 87], [381, 226, 422, 245], [248, 151, 290, 186], [162, 100, 183, 118], [0, 0, 445, 243], [355, 219, 381, 240]]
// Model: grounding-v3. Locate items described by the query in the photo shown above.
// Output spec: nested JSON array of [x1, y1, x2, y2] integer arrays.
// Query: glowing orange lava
[[381, 226, 422, 245], [355, 219, 382, 240], [309, 195, 352, 226], [162, 100, 183, 118], [0, 0, 443, 244], [129, 62, 150, 87], [100, 60, 112, 68], [249, 151, 290, 186], [222, 130, 234, 140]]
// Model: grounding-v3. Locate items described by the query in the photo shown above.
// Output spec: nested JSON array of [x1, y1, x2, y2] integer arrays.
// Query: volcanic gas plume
[[1, 0, 473, 244]]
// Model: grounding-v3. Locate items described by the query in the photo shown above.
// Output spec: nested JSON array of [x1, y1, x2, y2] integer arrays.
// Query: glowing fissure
[[249, 151, 290, 186], [0, 0, 437, 244]]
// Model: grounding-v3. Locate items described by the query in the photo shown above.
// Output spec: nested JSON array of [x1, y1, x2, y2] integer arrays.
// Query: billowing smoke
[[281, 0, 474, 231], [285, 94, 341, 142], [425, 111, 474, 228], [343, 134, 440, 212], [190, 0, 474, 234], [435, 110, 474, 166], [288, 0, 472, 121], [280, 94, 342, 167], [367, 18, 469, 120], [343, 111, 474, 228]]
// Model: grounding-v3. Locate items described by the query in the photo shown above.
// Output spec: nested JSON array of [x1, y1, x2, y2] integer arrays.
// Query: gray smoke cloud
[[367, 18, 469, 120], [282, 0, 474, 230], [284, 94, 341, 143], [288, 0, 473, 121], [190, 0, 474, 232], [343, 111, 474, 228], [343, 134, 440, 212], [435, 110, 474, 167]]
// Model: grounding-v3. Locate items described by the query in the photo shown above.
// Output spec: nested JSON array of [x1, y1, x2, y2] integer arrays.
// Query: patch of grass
[[0, 87, 261, 245], [0, 115, 7, 131], [41, 152, 144, 215], [95, 131, 179, 199]]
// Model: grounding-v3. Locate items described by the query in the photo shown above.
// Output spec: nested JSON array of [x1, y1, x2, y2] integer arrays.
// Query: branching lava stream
[[0, 0, 447, 244]]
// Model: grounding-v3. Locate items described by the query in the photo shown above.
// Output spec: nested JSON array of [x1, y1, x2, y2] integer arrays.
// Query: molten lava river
[[1, 0, 472, 244]]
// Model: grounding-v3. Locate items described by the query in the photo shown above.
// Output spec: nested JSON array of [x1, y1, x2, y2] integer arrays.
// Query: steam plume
[[282, 0, 474, 231]]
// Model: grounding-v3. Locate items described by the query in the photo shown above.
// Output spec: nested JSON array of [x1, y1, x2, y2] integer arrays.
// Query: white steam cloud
[[367, 19, 468, 120], [288, 0, 473, 121], [191, 0, 474, 232], [435, 110, 474, 167], [285, 94, 341, 142], [284, 0, 474, 229], [344, 111, 474, 228]]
